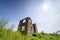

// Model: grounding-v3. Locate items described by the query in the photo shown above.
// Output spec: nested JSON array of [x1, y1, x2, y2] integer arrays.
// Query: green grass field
[[0, 27, 60, 40], [0, 19, 60, 40]]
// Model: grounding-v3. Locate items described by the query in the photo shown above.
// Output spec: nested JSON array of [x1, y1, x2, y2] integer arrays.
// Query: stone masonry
[[18, 17, 37, 35]]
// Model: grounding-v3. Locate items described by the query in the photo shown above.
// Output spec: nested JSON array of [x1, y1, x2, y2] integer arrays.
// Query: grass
[[0, 27, 60, 40], [0, 18, 60, 40]]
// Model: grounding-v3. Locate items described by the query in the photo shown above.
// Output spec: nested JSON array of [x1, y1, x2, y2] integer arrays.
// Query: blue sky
[[0, 0, 60, 33]]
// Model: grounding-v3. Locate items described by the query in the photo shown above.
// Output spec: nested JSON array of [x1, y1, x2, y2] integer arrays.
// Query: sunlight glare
[[42, 3, 50, 11]]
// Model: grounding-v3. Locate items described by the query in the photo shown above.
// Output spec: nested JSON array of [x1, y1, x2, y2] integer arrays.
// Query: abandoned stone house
[[18, 17, 37, 35]]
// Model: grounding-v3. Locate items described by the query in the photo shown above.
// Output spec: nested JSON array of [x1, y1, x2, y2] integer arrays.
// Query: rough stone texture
[[18, 17, 37, 35]]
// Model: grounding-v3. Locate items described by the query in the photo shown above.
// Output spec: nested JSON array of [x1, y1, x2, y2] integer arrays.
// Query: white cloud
[[25, 0, 60, 33]]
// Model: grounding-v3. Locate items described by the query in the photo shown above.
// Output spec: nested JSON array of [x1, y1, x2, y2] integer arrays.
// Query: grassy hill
[[0, 27, 60, 40], [0, 19, 60, 40]]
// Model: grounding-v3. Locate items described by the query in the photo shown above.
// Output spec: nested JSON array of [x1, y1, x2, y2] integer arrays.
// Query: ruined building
[[18, 17, 37, 35]]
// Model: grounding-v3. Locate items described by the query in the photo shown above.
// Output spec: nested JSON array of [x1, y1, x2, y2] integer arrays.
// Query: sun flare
[[42, 3, 50, 11]]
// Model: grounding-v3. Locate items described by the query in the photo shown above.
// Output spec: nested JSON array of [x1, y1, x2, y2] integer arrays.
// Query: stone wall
[[18, 17, 37, 35]]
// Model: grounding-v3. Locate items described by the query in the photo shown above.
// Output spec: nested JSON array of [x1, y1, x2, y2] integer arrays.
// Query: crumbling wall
[[18, 17, 37, 35]]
